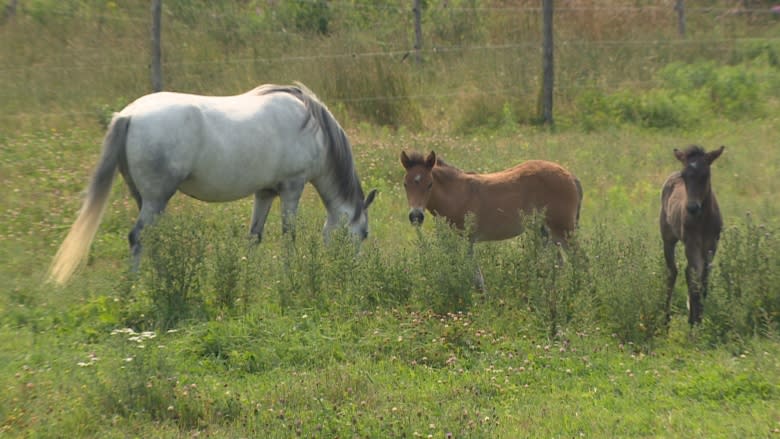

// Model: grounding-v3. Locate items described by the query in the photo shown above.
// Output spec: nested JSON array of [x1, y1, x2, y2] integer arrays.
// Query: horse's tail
[[573, 176, 583, 227], [48, 115, 130, 285]]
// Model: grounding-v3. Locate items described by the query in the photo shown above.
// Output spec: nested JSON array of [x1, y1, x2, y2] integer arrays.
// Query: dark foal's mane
[[680, 144, 707, 161]]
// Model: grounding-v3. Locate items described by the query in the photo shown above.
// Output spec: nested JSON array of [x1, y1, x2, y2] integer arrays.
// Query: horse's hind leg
[[701, 240, 718, 300], [118, 156, 142, 210], [662, 238, 678, 325], [128, 197, 174, 272]]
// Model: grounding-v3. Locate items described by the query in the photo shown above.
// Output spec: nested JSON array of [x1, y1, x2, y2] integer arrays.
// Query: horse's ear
[[364, 189, 378, 209], [400, 151, 412, 169], [707, 146, 725, 164], [425, 151, 436, 169], [673, 148, 686, 163]]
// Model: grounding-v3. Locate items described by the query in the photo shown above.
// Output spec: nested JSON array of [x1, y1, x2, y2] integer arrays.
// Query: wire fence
[[2, 1, 778, 121], [2, 36, 777, 75]]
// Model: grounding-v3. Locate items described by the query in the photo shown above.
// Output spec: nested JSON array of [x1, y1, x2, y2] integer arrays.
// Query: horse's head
[[346, 189, 378, 240], [400, 150, 437, 226], [674, 145, 724, 216]]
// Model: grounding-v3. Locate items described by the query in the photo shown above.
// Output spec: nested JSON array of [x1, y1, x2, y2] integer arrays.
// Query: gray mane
[[250, 83, 365, 218]]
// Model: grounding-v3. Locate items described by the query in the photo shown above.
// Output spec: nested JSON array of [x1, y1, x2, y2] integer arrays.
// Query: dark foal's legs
[[684, 243, 705, 325], [701, 242, 718, 300], [662, 238, 678, 326]]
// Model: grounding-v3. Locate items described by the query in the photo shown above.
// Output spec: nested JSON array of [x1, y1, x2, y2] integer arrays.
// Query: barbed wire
[[0, 78, 685, 121], [2, 36, 776, 75]]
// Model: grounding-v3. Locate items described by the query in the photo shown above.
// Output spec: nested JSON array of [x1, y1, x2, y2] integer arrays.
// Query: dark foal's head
[[674, 145, 725, 216], [400, 151, 437, 225]]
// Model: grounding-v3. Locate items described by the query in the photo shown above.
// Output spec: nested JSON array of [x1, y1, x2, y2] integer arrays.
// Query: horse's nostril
[[687, 203, 702, 215], [409, 211, 424, 225]]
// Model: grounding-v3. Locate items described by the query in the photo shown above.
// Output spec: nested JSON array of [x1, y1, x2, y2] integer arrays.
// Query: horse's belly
[[178, 154, 312, 202], [178, 177, 260, 202]]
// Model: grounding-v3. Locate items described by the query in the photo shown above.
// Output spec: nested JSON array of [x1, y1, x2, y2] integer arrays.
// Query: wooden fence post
[[151, 0, 163, 92], [539, 0, 554, 126], [413, 0, 423, 63], [675, 0, 686, 37], [2, 0, 18, 24]]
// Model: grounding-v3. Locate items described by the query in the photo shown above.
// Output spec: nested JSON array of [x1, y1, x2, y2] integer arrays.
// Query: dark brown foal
[[660, 145, 724, 325]]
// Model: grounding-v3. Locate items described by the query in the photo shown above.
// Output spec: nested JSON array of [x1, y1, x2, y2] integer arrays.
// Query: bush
[[138, 213, 208, 330], [704, 214, 780, 344], [660, 61, 767, 119], [411, 217, 476, 314], [578, 57, 777, 130]]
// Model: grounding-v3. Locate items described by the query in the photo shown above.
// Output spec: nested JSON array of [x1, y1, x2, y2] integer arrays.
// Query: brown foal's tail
[[574, 176, 583, 227], [47, 115, 130, 285]]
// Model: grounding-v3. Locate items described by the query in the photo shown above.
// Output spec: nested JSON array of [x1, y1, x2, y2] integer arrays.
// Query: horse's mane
[[250, 83, 365, 216], [405, 152, 474, 181], [681, 144, 706, 159]]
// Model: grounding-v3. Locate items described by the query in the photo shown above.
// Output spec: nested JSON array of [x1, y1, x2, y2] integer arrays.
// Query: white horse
[[48, 83, 377, 285]]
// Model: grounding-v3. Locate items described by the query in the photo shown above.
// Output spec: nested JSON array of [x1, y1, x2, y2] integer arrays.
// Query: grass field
[[2, 1, 780, 437]]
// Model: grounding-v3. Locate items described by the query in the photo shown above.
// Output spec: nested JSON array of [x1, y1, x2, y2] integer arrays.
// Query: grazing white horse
[[48, 83, 377, 284]]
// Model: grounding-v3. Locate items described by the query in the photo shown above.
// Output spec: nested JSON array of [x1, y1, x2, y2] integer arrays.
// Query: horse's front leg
[[467, 241, 485, 291], [662, 238, 678, 325], [684, 243, 705, 325], [250, 189, 277, 243], [279, 180, 306, 238]]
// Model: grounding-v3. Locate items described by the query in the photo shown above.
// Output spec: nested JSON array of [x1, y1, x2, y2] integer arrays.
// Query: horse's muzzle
[[409, 208, 425, 226], [686, 201, 702, 216]]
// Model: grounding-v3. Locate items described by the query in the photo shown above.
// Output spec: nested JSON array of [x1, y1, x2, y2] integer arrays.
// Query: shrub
[[411, 217, 476, 314], [586, 224, 667, 346], [705, 214, 780, 344], [660, 61, 766, 119], [480, 212, 596, 338], [206, 218, 255, 314], [138, 213, 208, 330]]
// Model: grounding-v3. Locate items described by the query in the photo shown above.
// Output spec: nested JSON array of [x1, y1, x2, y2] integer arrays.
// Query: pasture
[[2, 1, 780, 437]]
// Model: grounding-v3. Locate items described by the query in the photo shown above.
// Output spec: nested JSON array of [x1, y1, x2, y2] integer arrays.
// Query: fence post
[[539, 0, 554, 126], [2, 0, 18, 24], [413, 0, 423, 63], [151, 0, 163, 92], [675, 0, 686, 37]]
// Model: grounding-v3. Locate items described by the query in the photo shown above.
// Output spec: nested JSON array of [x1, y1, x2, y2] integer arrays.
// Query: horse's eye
[[427, 182, 433, 190]]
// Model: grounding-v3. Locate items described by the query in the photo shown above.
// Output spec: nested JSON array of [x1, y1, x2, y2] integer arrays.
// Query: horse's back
[[471, 159, 580, 240], [119, 90, 323, 202], [481, 160, 578, 200]]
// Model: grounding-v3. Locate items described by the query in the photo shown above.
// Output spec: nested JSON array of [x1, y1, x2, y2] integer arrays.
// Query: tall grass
[[109, 202, 780, 348]]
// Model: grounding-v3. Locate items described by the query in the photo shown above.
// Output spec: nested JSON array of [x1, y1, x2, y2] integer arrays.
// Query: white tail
[[47, 116, 130, 285]]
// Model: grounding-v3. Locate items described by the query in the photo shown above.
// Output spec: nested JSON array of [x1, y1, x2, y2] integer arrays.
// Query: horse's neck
[[312, 175, 359, 224], [429, 167, 472, 223]]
